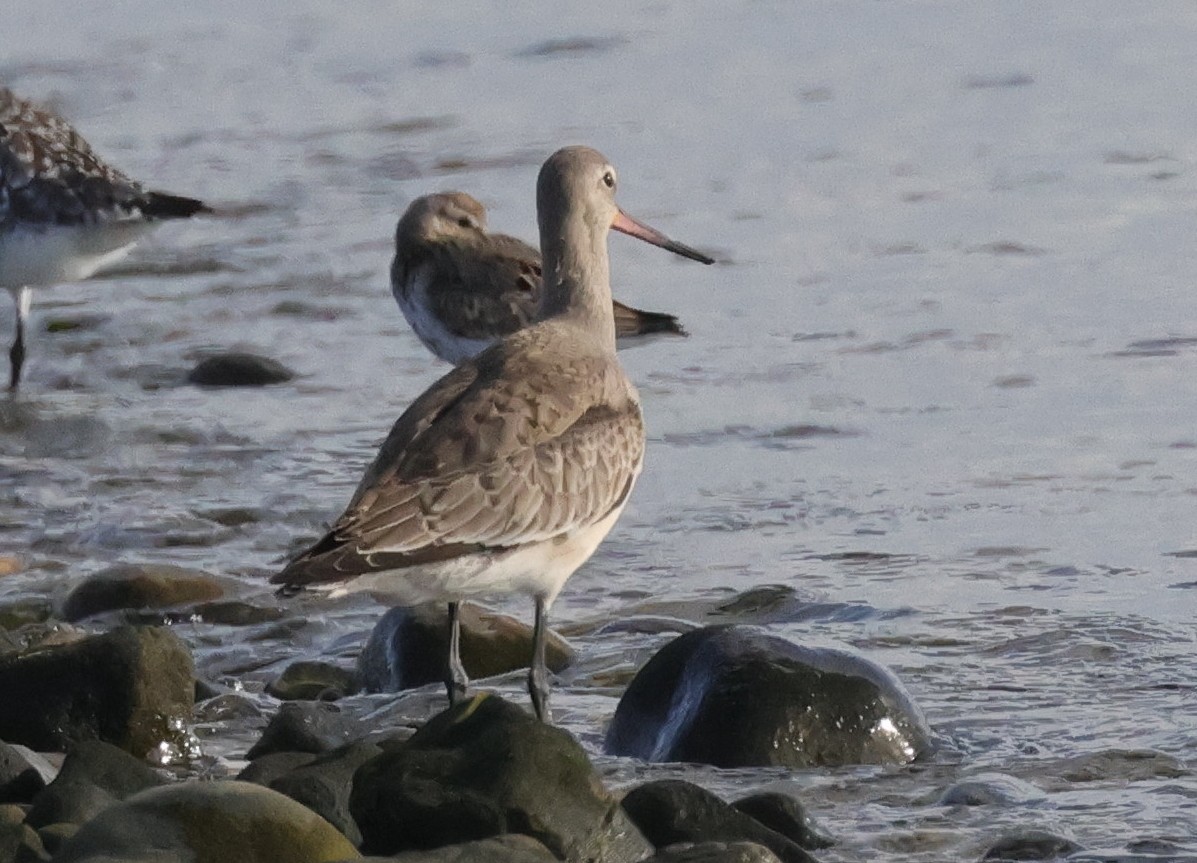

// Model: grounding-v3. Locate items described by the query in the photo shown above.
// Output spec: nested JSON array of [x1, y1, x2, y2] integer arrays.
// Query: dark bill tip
[[612, 209, 715, 265]]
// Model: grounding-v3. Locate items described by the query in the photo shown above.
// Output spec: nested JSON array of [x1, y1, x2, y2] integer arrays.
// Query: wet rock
[[621, 781, 816, 863], [187, 352, 295, 387], [246, 701, 366, 759], [937, 773, 1046, 807], [357, 603, 575, 693], [350, 694, 652, 861], [25, 741, 164, 829], [268, 660, 360, 701], [352, 835, 558, 862], [0, 818, 48, 863], [0, 599, 50, 632], [0, 743, 57, 805], [605, 625, 930, 768], [236, 751, 319, 786], [731, 793, 833, 850], [190, 599, 285, 626], [269, 741, 382, 846], [0, 622, 87, 658], [0, 626, 195, 755], [980, 829, 1083, 860], [652, 842, 783, 863], [34, 822, 76, 857], [52, 780, 358, 863], [60, 563, 227, 622]]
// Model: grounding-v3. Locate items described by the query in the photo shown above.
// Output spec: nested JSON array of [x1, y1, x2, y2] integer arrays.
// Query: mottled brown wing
[[274, 337, 644, 589], [427, 232, 543, 341]]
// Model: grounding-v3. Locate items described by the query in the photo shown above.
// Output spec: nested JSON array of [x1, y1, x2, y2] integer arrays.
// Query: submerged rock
[[350, 694, 651, 861], [268, 660, 360, 701], [51, 780, 358, 863], [621, 781, 817, 863], [187, 352, 295, 387], [0, 626, 194, 755], [605, 625, 930, 768], [981, 829, 1083, 860], [61, 563, 227, 622], [357, 603, 575, 693]]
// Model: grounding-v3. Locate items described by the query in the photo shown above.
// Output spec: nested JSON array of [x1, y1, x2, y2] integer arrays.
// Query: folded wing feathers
[[274, 344, 644, 589]]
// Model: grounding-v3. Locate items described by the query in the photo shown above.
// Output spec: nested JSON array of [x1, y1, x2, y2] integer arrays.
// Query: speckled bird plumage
[[0, 87, 207, 388]]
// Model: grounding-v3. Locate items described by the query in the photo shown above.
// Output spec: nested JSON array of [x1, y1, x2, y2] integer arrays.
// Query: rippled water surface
[[3, 2, 1197, 860]]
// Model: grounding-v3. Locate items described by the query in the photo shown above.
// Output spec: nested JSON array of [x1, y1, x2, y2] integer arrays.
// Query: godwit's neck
[[538, 212, 616, 350]]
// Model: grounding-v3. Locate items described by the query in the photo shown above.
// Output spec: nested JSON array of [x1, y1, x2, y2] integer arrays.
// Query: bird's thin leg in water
[[529, 595, 551, 722], [445, 601, 468, 706], [9, 287, 30, 391]]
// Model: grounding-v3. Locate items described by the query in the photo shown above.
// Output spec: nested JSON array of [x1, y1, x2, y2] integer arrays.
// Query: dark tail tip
[[615, 303, 688, 339], [637, 310, 688, 337], [141, 191, 212, 219]]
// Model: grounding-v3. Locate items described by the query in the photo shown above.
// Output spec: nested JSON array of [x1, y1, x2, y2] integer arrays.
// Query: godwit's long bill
[[274, 146, 713, 720], [391, 191, 688, 365], [0, 88, 208, 389]]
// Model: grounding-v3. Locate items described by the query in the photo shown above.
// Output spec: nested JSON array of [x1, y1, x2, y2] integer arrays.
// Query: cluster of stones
[[0, 563, 1075, 861]]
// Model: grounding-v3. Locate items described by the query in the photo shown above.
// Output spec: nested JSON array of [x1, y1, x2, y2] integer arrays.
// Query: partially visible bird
[[390, 191, 686, 365], [275, 146, 714, 720], [0, 87, 209, 389]]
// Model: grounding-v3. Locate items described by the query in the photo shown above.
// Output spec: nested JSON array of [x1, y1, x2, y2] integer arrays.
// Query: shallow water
[[3, 2, 1197, 859]]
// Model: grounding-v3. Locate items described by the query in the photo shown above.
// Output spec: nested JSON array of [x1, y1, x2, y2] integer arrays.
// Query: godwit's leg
[[445, 601, 468, 706]]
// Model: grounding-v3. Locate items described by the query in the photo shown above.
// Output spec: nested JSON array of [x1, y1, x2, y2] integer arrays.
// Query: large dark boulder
[[357, 603, 575, 693], [269, 741, 382, 846], [60, 563, 227, 622], [605, 626, 930, 768], [350, 694, 652, 862], [620, 781, 817, 863], [0, 626, 195, 756], [51, 780, 358, 863], [25, 741, 165, 829]]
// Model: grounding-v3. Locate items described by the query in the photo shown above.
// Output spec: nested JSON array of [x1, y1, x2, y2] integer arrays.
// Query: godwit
[[274, 146, 713, 720], [0, 87, 208, 388], [391, 191, 686, 365]]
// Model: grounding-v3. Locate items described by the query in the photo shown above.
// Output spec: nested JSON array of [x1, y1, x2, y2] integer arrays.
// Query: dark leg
[[9, 287, 30, 391], [445, 601, 468, 707], [528, 596, 551, 722]]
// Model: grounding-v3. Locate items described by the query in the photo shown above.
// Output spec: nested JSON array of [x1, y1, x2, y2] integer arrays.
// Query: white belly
[[393, 266, 494, 365], [0, 221, 153, 288], [324, 501, 631, 609]]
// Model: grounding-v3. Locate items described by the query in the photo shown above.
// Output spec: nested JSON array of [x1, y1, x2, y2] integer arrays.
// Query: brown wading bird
[[0, 88, 208, 389], [390, 191, 686, 365], [274, 146, 714, 720]]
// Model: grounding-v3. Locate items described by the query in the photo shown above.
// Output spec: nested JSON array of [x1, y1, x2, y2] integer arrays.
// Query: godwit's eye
[[602, 171, 615, 189], [457, 216, 473, 228]]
